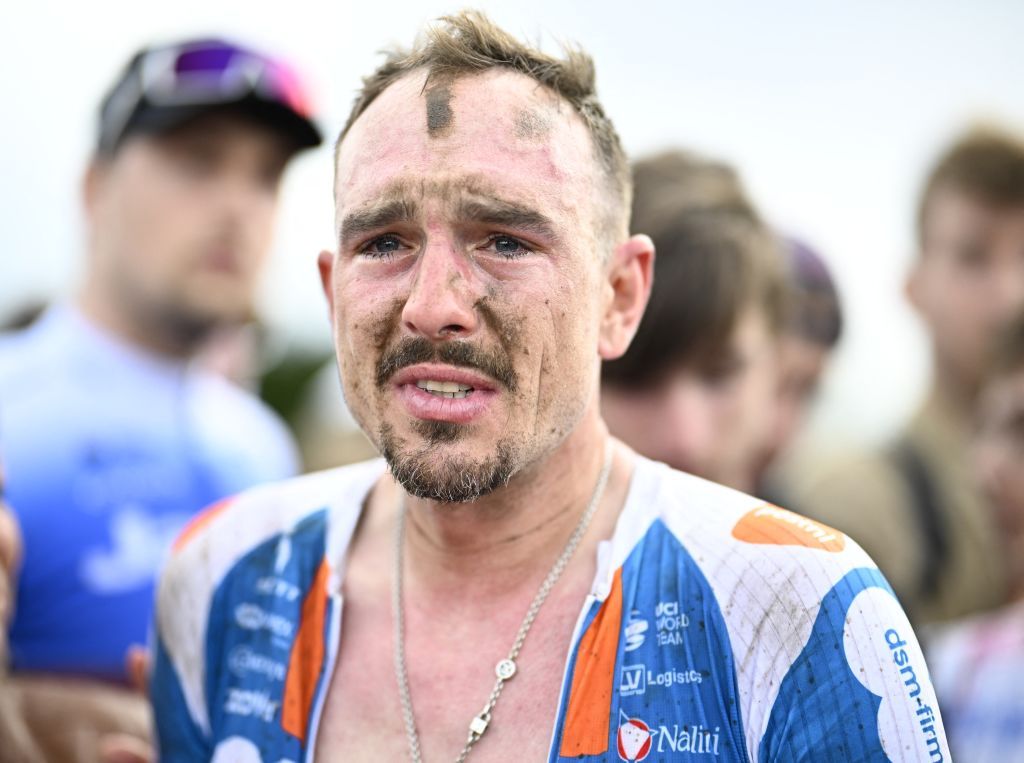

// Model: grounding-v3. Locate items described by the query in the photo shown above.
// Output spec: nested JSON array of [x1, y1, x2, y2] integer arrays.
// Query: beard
[[370, 334, 524, 502], [380, 421, 520, 503]]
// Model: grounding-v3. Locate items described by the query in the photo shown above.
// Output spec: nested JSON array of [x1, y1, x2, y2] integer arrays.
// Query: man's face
[[911, 188, 1024, 393], [601, 308, 778, 489], [324, 70, 613, 502], [758, 333, 830, 469], [88, 112, 292, 344], [974, 365, 1024, 538]]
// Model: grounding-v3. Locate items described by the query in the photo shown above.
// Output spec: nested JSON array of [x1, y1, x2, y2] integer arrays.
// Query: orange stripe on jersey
[[282, 560, 330, 743], [732, 504, 845, 552], [171, 497, 234, 554], [558, 567, 624, 757]]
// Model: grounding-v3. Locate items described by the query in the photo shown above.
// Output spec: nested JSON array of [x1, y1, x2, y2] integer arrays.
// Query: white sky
[[3, 0, 1023, 445]]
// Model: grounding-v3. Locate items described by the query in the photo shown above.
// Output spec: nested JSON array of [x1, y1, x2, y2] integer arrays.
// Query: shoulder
[[153, 459, 385, 723], [162, 458, 386, 588], [616, 458, 890, 680], [618, 459, 933, 756], [623, 457, 875, 578], [0, 315, 62, 391], [156, 459, 386, 650], [185, 370, 301, 480]]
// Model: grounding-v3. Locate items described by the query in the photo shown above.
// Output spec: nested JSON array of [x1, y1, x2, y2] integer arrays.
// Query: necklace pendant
[[469, 711, 491, 740], [495, 658, 517, 681]]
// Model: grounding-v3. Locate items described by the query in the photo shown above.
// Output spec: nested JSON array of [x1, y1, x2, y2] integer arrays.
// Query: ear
[[904, 255, 925, 315], [317, 250, 336, 317], [81, 158, 108, 223], [599, 234, 655, 360]]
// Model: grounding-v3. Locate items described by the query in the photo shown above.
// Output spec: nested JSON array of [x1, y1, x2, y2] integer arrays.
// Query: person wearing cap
[[752, 236, 844, 503], [0, 36, 320, 758]]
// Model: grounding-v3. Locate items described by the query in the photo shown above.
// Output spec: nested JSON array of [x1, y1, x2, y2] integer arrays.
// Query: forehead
[[925, 186, 1024, 235], [334, 69, 600, 224], [121, 111, 293, 164]]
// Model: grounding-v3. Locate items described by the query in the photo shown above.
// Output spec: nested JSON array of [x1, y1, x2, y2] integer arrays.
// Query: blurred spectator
[[754, 236, 843, 501], [971, 314, 1024, 598], [0, 36, 320, 758], [927, 313, 1024, 762], [0, 459, 40, 763], [602, 150, 787, 492], [797, 126, 1024, 624]]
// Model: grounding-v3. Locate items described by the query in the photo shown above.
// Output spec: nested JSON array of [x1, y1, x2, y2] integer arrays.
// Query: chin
[[379, 421, 521, 503]]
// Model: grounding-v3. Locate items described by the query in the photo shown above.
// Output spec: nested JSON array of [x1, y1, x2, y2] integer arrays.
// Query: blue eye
[[488, 235, 530, 259], [361, 235, 403, 259]]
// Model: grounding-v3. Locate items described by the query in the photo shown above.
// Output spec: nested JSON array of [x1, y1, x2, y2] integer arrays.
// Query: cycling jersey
[[0, 306, 298, 678], [152, 456, 949, 762], [928, 598, 1024, 762]]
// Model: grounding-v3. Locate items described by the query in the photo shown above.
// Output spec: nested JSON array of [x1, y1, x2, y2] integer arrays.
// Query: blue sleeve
[[759, 568, 950, 762], [151, 633, 211, 762]]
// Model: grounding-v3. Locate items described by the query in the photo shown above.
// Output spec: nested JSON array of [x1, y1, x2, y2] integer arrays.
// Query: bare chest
[[313, 589, 586, 763]]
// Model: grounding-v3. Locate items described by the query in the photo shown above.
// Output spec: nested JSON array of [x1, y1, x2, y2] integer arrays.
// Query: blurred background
[[4, 0, 1023, 449]]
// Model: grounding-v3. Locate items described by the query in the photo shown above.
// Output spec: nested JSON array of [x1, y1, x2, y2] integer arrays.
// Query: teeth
[[416, 379, 473, 399]]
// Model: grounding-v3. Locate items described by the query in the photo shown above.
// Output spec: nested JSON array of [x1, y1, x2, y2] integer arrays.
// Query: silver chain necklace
[[392, 444, 613, 763]]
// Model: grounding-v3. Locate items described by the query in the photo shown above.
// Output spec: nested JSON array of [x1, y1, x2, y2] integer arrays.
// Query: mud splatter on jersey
[[152, 457, 949, 762]]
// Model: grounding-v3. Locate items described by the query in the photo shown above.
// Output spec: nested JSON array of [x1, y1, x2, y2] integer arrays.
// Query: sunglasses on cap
[[99, 38, 321, 155]]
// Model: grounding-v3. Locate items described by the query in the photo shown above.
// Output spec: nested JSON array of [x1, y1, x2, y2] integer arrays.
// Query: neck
[[396, 406, 615, 599], [930, 360, 978, 426]]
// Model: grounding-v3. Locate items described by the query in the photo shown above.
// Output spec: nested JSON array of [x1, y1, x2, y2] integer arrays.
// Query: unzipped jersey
[[152, 456, 950, 762]]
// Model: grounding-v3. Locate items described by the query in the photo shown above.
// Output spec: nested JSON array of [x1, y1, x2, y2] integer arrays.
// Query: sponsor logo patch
[[731, 505, 845, 552], [655, 600, 690, 646], [224, 688, 280, 723], [624, 611, 648, 652], [617, 711, 653, 762], [227, 646, 287, 682], [234, 603, 294, 639], [619, 664, 646, 696], [620, 664, 703, 697]]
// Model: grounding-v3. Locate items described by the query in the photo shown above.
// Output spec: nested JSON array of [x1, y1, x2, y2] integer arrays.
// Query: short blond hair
[[336, 11, 631, 238]]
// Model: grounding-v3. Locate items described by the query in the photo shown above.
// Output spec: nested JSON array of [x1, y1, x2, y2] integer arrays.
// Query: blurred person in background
[[0, 459, 40, 763], [797, 126, 1024, 625], [0, 37, 320, 759], [754, 236, 843, 503], [927, 313, 1024, 762], [601, 150, 787, 493]]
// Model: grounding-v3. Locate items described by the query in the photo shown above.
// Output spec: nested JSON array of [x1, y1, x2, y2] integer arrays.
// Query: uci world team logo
[[617, 710, 652, 762]]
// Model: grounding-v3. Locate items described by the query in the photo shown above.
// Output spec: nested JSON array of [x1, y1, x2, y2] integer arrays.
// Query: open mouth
[[415, 379, 474, 399]]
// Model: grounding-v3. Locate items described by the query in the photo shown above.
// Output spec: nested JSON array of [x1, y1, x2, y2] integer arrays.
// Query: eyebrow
[[339, 197, 420, 247], [455, 196, 558, 241], [337, 178, 561, 247]]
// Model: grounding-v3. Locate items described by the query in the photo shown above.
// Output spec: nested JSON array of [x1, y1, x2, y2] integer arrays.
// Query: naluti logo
[[731, 505, 845, 552], [617, 710, 653, 762]]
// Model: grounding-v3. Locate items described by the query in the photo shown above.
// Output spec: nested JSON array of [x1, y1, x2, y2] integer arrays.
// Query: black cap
[[98, 37, 322, 155]]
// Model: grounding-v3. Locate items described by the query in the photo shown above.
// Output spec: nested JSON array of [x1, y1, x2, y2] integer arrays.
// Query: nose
[[401, 239, 480, 340]]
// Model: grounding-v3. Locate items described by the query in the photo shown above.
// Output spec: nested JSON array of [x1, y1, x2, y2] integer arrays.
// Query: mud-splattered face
[[325, 69, 609, 501]]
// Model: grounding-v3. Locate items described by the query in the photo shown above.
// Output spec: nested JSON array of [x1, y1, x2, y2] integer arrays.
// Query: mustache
[[375, 336, 519, 392]]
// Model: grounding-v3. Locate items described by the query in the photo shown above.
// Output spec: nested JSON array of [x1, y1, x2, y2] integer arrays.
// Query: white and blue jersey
[[152, 456, 949, 761], [0, 306, 298, 678]]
